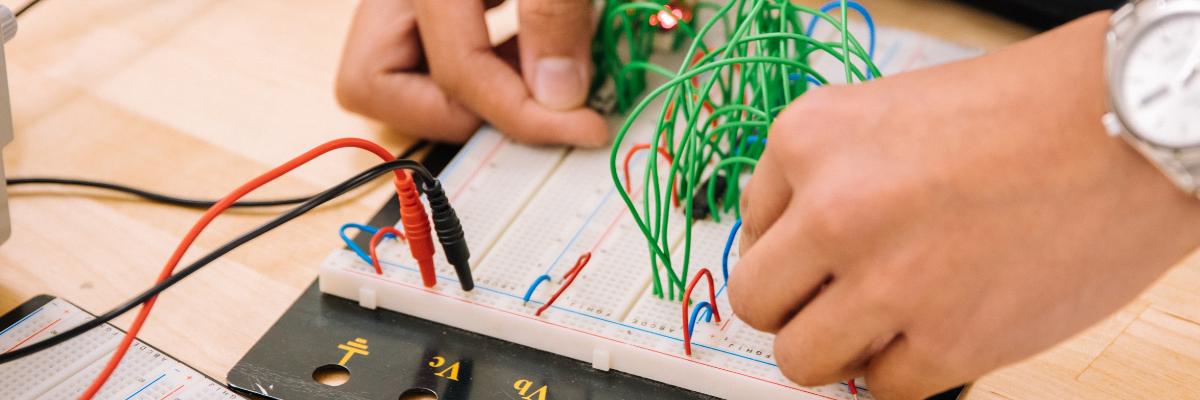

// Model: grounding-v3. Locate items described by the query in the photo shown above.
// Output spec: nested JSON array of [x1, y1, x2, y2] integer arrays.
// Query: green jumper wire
[[594, 0, 881, 300]]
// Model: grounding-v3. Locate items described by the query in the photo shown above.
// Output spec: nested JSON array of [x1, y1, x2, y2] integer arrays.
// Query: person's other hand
[[335, 0, 608, 146], [728, 12, 1200, 400]]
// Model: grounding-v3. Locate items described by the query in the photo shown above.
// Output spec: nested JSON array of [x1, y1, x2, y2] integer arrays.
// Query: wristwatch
[[1103, 0, 1200, 195]]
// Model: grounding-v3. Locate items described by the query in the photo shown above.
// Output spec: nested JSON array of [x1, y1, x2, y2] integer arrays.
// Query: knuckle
[[764, 119, 818, 163], [725, 270, 755, 320], [406, 118, 477, 142], [427, 48, 489, 100], [744, 312, 785, 334], [738, 201, 765, 243], [930, 334, 980, 372], [797, 170, 914, 252], [768, 86, 855, 154], [778, 85, 845, 119], [774, 340, 826, 386], [522, 0, 584, 23], [763, 117, 808, 155], [906, 338, 941, 367], [863, 258, 916, 302], [738, 183, 752, 212], [427, 69, 460, 97], [933, 350, 967, 374], [855, 219, 928, 301], [855, 250, 926, 319], [796, 188, 862, 245], [862, 272, 905, 311], [738, 173, 770, 224], [335, 72, 369, 114], [726, 272, 777, 333], [862, 376, 903, 400], [801, 83, 854, 105]]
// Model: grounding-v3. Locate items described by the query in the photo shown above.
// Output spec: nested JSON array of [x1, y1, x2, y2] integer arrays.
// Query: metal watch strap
[[1178, 147, 1200, 194], [1129, 140, 1200, 194], [1106, 0, 1200, 197]]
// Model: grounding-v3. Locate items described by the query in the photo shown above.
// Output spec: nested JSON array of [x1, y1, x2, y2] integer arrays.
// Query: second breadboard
[[0, 296, 245, 400], [320, 24, 980, 400]]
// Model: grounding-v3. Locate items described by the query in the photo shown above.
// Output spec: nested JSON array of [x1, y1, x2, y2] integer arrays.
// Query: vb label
[[513, 380, 548, 400]]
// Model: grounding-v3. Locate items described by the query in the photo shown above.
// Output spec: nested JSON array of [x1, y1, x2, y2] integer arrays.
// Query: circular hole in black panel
[[399, 387, 438, 400], [312, 364, 350, 386]]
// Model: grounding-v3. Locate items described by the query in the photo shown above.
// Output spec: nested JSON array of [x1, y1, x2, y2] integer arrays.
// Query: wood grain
[[0, 1, 1194, 400]]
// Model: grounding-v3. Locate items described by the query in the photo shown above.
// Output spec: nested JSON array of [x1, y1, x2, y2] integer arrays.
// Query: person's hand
[[335, 0, 608, 146], [728, 12, 1200, 400]]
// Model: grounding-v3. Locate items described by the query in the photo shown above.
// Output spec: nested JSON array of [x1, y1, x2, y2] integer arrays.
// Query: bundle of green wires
[[594, 0, 882, 300]]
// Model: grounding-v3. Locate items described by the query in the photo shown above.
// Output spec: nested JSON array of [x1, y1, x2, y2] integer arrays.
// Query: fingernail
[[534, 57, 586, 111]]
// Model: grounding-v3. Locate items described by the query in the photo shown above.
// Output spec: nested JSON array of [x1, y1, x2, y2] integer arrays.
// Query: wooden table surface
[[1, 1, 1196, 399]]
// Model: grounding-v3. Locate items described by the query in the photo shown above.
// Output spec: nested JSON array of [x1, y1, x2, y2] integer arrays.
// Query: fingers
[[772, 277, 901, 386], [336, 0, 481, 141], [866, 336, 966, 400], [339, 69, 483, 141], [413, 0, 609, 147], [730, 146, 824, 333], [727, 204, 832, 333], [518, 0, 594, 111], [738, 150, 793, 253]]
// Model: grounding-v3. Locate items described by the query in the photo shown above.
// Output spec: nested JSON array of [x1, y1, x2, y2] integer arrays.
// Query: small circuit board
[[0, 295, 246, 400]]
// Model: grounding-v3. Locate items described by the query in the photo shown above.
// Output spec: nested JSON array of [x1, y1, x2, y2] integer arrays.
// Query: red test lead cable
[[75, 138, 431, 400], [395, 174, 438, 287]]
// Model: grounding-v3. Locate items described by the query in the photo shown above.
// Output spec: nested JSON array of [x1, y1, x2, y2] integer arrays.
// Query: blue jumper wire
[[339, 223, 400, 265], [788, 1, 876, 83]]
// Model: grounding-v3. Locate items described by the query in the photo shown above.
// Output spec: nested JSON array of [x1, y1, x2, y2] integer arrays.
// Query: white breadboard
[[0, 299, 245, 400], [320, 25, 980, 400]]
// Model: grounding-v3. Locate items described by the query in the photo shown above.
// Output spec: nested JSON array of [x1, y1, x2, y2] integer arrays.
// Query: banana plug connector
[[420, 178, 474, 291]]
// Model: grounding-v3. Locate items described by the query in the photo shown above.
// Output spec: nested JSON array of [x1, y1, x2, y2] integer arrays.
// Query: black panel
[[226, 281, 718, 400]]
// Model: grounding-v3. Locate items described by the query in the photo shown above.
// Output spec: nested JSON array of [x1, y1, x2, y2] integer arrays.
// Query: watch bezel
[[1107, 1, 1200, 149]]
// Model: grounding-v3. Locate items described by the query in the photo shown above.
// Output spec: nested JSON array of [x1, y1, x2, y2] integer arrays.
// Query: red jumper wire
[[682, 268, 721, 356], [536, 252, 593, 316], [369, 226, 408, 275], [623, 143, 680, 207]]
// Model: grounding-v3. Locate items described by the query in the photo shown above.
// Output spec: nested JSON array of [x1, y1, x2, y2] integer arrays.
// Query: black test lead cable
[[6, 140, 432, 208], [0, 156, 470, 365]]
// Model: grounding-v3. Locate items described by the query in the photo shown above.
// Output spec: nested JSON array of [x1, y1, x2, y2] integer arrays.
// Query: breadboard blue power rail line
[[227, 139, 721, 400], [0, 295, 246, 400]]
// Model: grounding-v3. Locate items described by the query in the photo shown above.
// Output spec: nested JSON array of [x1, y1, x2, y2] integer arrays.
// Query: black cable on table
[[5, 178, 316, 208], [5, 139, 431, 208], [0, 158, 453, 365]]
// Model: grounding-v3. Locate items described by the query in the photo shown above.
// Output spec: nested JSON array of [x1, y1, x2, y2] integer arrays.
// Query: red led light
[[657, 10, 678, 29]]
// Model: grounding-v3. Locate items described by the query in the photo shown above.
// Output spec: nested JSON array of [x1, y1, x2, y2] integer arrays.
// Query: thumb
[[519, 0, 594, 111]]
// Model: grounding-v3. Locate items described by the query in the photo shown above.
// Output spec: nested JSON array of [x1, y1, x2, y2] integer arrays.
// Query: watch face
[[1117, 12, 1200, 147]]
